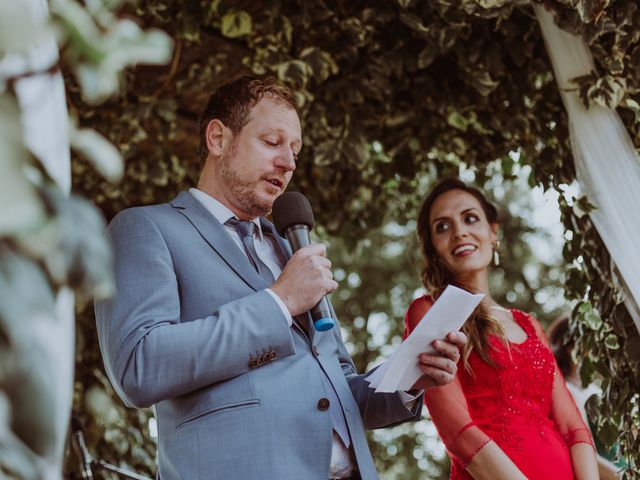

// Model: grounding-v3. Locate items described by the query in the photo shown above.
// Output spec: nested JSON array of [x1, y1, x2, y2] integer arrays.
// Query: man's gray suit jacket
[[95, 191, 421, 479]]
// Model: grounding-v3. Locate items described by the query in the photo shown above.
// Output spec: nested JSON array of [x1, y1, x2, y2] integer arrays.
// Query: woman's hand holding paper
[[411, 331, 467, 390]]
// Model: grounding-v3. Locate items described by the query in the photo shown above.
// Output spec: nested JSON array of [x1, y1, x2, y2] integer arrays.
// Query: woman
[[405, 178, 598, 479]]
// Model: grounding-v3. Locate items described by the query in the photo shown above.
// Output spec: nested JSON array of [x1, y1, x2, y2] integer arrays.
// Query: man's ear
[[205, 119, 229, 157]]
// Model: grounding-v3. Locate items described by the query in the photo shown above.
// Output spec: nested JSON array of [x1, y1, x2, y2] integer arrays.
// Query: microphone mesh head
[[272, 192, 315, 237]]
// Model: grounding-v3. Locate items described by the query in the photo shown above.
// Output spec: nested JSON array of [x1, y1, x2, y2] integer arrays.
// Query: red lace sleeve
[[529, 315, 594, 449], [405, 297, 491, 467]]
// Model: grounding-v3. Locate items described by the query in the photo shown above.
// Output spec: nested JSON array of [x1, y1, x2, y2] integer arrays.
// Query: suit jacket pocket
[[176, 398, 259, 430], [174, 372, 258, 431]]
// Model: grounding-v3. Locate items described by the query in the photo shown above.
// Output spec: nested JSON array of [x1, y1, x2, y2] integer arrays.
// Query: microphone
[[272, 192, 335, 331]]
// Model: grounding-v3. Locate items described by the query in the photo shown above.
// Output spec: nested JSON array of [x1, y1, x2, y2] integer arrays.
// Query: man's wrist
[[265, 288, 293, 327]]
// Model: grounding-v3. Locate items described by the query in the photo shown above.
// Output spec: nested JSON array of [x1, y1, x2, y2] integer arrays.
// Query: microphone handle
[[284, 225, 335, 331]]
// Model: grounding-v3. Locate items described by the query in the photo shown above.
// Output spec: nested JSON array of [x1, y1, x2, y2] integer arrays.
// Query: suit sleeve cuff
[[398, 389, 422, 410], [265, 288, 293, 327]]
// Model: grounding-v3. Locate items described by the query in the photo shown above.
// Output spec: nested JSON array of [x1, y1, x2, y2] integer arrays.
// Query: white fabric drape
[[535, 5, 640, 333], [0, 0, 74, 477]]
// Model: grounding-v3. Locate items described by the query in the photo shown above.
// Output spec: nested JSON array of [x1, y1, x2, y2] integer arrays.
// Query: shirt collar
[[189, 188, 263, 240]]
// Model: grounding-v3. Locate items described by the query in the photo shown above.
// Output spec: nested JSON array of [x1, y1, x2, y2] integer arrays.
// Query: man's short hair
[[198, 74, 299, 162]]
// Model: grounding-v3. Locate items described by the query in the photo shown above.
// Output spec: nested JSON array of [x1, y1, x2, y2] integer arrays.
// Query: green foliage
[[0, 0, 171, 477], [50, 0, 173, 104], [65, 301, 156, 478], [559, 193, 640, 475], [65, 0, 640, 478]]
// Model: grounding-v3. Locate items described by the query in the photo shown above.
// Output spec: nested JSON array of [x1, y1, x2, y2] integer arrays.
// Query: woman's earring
[[493, 241, 500, 266]]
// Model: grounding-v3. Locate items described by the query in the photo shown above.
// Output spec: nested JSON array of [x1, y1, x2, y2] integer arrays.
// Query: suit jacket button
[[317, 398, 330, 411], [256, 354, 265, 366], [269, 351, 276, 360], [248, 359, 257, 369]]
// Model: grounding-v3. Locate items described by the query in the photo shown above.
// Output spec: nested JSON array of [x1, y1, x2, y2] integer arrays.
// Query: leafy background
[[5, 0, 639, 479]]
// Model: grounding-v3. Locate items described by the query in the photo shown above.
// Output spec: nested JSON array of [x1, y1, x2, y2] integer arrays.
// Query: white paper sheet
[[366, 285, 484, 393]]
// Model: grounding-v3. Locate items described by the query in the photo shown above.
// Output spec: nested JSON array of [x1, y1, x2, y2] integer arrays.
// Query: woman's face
[[428, 189, 498, 279]]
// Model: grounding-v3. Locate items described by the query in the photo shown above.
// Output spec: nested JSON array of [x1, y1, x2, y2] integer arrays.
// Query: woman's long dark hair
[[417, 178, 507, 370]]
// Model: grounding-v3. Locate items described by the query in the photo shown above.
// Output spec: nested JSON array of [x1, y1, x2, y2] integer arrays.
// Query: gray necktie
[[226, 218, 275, 284]]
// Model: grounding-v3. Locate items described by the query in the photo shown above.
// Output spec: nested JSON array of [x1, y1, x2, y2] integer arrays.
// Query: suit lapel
[[171, 191, 270, 292]]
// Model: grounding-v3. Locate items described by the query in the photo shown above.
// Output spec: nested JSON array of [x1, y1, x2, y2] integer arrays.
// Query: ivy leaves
[[50, 0, 173, 104], [220, 10, 252, 39]]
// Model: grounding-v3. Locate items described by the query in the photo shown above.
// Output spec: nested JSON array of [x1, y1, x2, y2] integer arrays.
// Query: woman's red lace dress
[[405, 297, 593, 479]]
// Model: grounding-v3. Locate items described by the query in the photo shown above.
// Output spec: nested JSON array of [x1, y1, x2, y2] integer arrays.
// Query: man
[[95, 75, 466, 480]]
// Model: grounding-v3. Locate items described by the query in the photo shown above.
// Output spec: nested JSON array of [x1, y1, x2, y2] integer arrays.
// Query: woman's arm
[[596, 455, 621, 480], [570, 443, 599, 480], [466, 441, 528, 480], [405, 298, 493, 470], [529, 317, 599, 479], [406, 298, 528, 479]]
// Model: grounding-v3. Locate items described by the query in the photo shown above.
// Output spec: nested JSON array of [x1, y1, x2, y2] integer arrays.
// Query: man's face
[[216, 97, 301, 219]]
